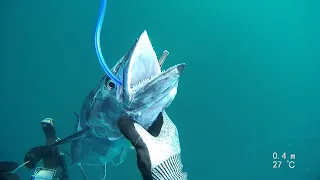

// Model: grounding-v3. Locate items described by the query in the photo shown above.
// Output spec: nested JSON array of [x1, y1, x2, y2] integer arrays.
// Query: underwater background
[[1, 0, 320, 179]]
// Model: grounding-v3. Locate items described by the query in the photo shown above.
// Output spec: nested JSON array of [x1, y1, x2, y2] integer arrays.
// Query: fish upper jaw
[[121, 30, 161, 105], [117, 30, 185, 110]]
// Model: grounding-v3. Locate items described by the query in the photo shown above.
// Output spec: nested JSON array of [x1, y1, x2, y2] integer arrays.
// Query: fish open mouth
[[126, 30, 161, 92], [123, 30, 184, 96]]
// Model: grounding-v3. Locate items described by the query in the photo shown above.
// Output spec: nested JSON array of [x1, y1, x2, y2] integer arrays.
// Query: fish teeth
[[131, 74, 159, 91]]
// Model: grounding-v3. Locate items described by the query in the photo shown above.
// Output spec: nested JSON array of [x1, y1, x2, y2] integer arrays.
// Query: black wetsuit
[[24, 119, 69, 180], [40, 121, 69, 180]]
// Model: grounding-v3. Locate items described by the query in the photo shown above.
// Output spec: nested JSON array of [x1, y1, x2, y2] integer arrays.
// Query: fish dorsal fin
[[72, 110, 82, 131], [72, 110, 80, 120]]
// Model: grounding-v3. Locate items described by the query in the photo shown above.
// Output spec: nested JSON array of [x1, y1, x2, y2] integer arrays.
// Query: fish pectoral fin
[[111, 147, 128, 166], [52, 126, 90, 146], [99, 164, 107, 180]]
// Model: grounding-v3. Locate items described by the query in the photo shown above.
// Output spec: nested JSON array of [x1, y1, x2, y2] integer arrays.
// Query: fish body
[[56, 30, 185, 179]]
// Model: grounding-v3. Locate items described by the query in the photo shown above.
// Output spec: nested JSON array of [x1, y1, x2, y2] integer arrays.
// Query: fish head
[[116, 30, 185, 127], [86, 30, 185, 140], [84, 75, 124, 140]]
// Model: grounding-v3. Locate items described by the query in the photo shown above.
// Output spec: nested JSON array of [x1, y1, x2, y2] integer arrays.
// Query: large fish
[[52, 30, 185, 179]]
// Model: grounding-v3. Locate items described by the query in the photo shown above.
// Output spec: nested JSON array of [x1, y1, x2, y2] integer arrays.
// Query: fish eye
[[106, 80, 115, 90]]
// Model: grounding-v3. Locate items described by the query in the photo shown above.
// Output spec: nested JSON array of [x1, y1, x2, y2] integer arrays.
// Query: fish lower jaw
[[130, 63, 181, 92], [130, 74, 157, 92]]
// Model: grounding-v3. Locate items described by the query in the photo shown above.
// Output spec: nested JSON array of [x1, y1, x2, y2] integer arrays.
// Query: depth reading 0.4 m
[[273, 152, 296, 169]]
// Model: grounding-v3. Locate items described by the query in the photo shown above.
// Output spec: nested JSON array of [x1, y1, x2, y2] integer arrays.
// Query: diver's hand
[[0, 161, 20, 180], [117, 112, 187, 180]]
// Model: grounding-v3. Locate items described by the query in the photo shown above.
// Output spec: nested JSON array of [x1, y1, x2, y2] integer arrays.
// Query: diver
[[117, 112, 188, 180], [0, 113, 187, 180], [0, 118, 68, 180], [0, 161, 20, 180], [23, 118, 69, 180]]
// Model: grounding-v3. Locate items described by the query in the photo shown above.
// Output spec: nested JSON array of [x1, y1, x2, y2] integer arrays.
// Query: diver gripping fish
[[49, 31, 184, 179]]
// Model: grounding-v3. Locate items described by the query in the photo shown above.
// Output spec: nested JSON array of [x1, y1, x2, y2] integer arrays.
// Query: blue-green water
[[1, 0, 320, 179]]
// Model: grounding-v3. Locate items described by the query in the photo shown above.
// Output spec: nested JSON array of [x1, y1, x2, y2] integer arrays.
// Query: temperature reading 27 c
[[273, 152, 296, 169]]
